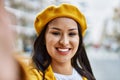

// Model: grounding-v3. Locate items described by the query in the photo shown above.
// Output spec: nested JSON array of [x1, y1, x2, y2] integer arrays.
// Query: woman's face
[[45, 17, 79, 64]]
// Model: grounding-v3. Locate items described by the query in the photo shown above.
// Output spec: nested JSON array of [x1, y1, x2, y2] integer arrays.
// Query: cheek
[[46, 36, 58, 45], [45, 35, 59, 49], [72, 37, 79, 49], [45, 35, 60, 56], [45, 37, 53, 55]]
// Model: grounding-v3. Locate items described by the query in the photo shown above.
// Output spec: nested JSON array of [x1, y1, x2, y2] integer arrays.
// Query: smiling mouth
[[56, 48, 71, 52]]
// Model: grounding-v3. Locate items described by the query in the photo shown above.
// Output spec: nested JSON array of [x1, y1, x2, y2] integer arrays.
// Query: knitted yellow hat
[[34, 3, 87, 36]]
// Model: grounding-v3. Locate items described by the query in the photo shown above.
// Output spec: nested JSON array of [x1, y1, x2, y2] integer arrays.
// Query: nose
[[59, 34, 69, 46]]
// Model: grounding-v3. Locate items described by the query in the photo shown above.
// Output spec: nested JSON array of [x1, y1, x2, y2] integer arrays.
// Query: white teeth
[[58, 48, 69, 52]]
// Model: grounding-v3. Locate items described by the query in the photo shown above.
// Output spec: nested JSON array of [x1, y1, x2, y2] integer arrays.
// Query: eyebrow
[[50, 27, 61, 31], [50, 27, 78, 31]]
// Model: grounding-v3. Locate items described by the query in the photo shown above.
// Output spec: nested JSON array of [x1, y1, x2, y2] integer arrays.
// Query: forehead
[[48, 17, 78, 27]]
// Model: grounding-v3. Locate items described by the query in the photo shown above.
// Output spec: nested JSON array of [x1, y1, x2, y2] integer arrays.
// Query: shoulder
[[28, 63, 43, 80], [14, 54, 42, 80], [14, 54, 31, 80], [82, 76, 88, 80], [29, 64, 56, 80]]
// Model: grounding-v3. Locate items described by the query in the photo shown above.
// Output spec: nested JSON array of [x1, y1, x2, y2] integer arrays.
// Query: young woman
[[30, 3, 96, 80]]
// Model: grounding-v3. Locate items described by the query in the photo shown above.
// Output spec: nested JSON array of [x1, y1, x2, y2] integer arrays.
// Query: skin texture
[[45, 17, 79, 75]]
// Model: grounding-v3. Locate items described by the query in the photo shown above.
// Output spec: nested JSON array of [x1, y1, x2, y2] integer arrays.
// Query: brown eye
[[69, 32, 77, 37], [51, 32, 60, 36]]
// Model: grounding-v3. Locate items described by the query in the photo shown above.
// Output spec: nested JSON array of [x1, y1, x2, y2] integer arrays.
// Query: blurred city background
[[3, 0, 120, 80]]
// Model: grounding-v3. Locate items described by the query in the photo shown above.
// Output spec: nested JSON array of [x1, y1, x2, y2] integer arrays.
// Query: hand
[[0, 1, 20, 80]]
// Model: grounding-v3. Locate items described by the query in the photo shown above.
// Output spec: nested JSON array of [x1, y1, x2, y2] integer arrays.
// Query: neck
[[51, 60, 73, 75]]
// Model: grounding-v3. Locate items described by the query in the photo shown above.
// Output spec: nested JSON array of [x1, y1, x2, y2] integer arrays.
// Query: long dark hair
[[32, 23, 96, 80]]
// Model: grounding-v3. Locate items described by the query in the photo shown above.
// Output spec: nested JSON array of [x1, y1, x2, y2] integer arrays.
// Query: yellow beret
[[34, 3, 87, 36]]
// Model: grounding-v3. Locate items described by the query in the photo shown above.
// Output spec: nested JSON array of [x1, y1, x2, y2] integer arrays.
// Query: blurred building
[[4, 0, 120, 54], [102, 6, 120, 52]]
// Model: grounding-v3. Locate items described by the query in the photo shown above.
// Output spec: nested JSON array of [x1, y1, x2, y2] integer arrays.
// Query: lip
[[56, 47, 71, 55]]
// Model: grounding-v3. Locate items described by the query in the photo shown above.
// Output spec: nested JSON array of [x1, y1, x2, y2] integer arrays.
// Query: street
[[86, 47, 120, 80]]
